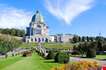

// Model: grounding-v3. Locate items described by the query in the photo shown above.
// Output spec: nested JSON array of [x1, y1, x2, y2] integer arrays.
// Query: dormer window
[[37, 25, 41, 28]]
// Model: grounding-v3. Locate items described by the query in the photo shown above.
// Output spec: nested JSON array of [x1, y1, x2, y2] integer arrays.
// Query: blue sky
[[0, 0, 106, 37]]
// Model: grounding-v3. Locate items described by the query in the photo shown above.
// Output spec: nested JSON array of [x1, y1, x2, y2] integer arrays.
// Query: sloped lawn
[[0, 56, 22, 70], [0, 53, 59, 70]]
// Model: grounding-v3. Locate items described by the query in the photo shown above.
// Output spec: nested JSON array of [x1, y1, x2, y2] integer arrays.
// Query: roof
[[31, 10, 44, 23]]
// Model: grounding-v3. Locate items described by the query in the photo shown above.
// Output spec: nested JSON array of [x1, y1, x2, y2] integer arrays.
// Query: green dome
[[31, 11, 44, 23]]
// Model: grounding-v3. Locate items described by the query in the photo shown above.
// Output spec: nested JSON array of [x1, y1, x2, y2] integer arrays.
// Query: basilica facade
[[24, 10, 74, 43], [24, 11, 49, 43]]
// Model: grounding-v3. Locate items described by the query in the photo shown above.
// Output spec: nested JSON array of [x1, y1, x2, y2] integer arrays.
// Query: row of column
[[31, 37, 48, 43]]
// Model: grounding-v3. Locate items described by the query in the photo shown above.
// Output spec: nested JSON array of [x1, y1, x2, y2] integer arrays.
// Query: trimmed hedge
[[54, 52, 69, 63], [86, 48, 96, 58], [22, 51, 32, 57], [46, 50, 55, 59]]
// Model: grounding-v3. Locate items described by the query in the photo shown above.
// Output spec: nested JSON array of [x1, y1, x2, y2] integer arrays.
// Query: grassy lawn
[[20, 42, 74, 49], [0, 53, 60, 70], [96, 55, 106, 60], [43, 43, 74, 49], [0, 56, 22, 70], [20, 42, 38, 48]]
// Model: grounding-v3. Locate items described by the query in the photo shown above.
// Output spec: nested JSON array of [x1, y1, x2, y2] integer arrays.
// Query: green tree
[[54, 52, 69, 63], [0, 28, 25, 37], [78, 42, 88, 57], [82, 36, 85, 42], [72, 35, 80, 43], [86, 36, 89, 42], [86, 42, 97, 58], [46, 50, 55, 59]]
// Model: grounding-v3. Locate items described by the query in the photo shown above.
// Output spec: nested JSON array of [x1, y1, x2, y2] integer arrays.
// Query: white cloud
[[45, 0, 95, 24], [0, 4, 32, 29]]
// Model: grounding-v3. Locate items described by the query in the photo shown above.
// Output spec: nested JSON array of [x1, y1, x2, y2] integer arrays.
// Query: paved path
[[99, 61, 106, 65]]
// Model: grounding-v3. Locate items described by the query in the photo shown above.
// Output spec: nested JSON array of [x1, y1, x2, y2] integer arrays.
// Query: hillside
[[0, 33, 22, 40]]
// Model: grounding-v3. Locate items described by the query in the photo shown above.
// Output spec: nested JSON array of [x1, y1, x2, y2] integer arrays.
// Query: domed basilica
[[24, 10, 74, 43], [24, 11, 49, 43]]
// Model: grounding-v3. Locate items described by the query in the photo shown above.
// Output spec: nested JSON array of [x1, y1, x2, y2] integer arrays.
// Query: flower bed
[[51, 60, 100, 70]]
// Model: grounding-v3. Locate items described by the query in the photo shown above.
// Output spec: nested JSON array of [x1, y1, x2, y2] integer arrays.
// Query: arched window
[[42, 38, 44, 42], [38, 38, 41, 42], [45, 38, 48, 42], [31, 38, 33, 41], [35, 38, 37, 41], [37, 25, 41, 28]]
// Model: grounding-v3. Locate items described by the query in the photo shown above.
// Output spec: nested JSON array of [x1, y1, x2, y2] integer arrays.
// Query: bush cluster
[[0, 28, 25, 37], [54, 52, 69, 63], [35, 46, 70, 63], [86, 49, 96, 58], [22, 51, 32, 57], [46, 50, 55, 59], [73, 42, 97, 58]]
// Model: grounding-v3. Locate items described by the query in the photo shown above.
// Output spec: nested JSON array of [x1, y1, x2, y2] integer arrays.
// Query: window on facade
[[35, 38, 37, 41], [31, 38, 33, 41], [42, 38, 44, 42], [45, 38, 48, 42], [35, 28, 41, 34], [38, 38, 41, 42], [37, 25, 41, 28]]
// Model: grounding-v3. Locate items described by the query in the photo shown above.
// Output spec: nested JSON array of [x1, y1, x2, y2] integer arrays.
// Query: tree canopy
[[0, 28, 25, 37]]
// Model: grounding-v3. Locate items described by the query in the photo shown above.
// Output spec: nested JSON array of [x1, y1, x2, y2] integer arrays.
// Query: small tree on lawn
[[86, 42, 97, 58], [54, 52, 69, 63]]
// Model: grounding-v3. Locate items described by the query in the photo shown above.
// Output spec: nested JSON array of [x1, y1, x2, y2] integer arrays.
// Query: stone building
[[24, 11, 50, 43], [24, 10, 74, 43], [49, 34, 74, 43]]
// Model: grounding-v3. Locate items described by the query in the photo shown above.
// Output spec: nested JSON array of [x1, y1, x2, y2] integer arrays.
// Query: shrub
[[54, 52, 59, 62], [22, 51, 32, 57], [71, 50, 80, 55], [86, 48, 96, 58], [22, 52, 27, 57], [54, 52, 69, 63], [46, 50, 55, 59]]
